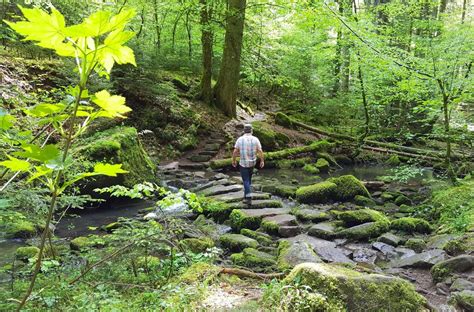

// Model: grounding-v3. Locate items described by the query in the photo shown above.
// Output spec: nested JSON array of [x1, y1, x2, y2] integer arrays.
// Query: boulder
[[277, 240, 322, 270], [200, 184, 243, 197], [308, 221, 339, 239], [338, 221, 390, 240], [315, 158, 330, 173], [450, 290, 474, 311], [354, 195, 376, 207], [338, 209, 389, 227], [450, 278, 474, 292], [427, 234, 458, 250], [295, 181, 337, 204], [230, 248, 276, 267], [219, 234, 258, 252], [15, 246, 39, 260], [278, 226, 301, 238], [70, 236, 105, 251], [352, 248, 378, 265], [229, 208, 291, 231], [377, 233, 404, 247], [431, 255, 474, 282], [327, 175, 371, 201], [405, 238, 426, 253], [180, 238, 214, 253], [394, 194, 412, 206], [287, 234, 353, 264], [391, 217, 432, 234], [4, 220, 37, 239], [390, 249, 445, 268], [284, 263, 426, 311], [275, 112, 294, 129]]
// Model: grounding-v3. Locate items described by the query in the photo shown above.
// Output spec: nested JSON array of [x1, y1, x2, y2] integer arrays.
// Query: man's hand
[[260, 160, 265, 168], [232, 160, 237, 168]]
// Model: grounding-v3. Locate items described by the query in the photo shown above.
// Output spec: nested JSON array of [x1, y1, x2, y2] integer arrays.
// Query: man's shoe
[[244, 197, 252, 206]]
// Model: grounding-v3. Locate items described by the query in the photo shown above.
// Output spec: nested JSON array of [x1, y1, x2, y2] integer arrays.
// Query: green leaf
[[0, 155, 31, 172], [27, 165, 53, 183], [5, 6, 67, 49], [15, 144, 61, 165], [93, 163, 128, 176], [26, 103, 66, 117], [0, 109, 16, 130], [92, 90, 131, 118]]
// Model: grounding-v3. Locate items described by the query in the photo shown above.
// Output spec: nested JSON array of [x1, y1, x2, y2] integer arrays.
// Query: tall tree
[[199, 0, 214, 103], [213, 0, 247, 117]]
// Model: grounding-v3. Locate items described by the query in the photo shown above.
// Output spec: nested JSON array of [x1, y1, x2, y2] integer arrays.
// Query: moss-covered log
[[210, 140, 333, 169]]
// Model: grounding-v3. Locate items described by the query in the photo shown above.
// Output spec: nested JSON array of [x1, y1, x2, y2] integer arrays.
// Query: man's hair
[[243, 124, 252, 133]]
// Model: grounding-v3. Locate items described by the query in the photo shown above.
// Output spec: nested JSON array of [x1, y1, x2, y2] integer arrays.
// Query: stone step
[[208, 191, 271, 203], [228, 199, 283, 210], [200, 150, 219, 156], [189, 154, 212, 162], [178, 162, 208, 170], [287, 234, 353, 264], [199, 184, 243, 197], [308, 221, 339, 239], [204, 143, 221, 150], [230, 208, 292, 231], [191, 179, 234, 193], [261, 214, 299, 237]]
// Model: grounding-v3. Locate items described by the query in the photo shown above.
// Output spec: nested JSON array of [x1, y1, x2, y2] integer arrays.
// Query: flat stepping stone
[[263, 214, 297, 227], [308, 222, 339, 239], [192, 179, 234, 193], [200, 150, 219, 156], [278, 226, 302, 238], [236, 208, 292, 219], [291, 208, 330, 222], [208, 192, 271, 203], [288, 234, 353, 264], [199, 184, 243, 196], [219, 234, 258, 252], [179, 162, 207, 170], [229, 199, 283, 209], [189, 154, 212, 162], [389, 249, 446, 269], [205, 143, 221, 150], [230, 208, 291, 231], [277, 240, 322, 270]]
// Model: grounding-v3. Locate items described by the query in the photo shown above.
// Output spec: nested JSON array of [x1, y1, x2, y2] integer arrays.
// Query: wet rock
[[378, 233, 403, 246], [451, 278, 474, 292], [159, 161, 179, 170], [352, 248, 378, 264], [200, 184, 243, 196], [278, 226, 301, 238], [431, 255, 474, 282], [229, 199, 283, 209], [189, 154, 212, 162], [450, 290, 474, 311], [390, 249, 445, 269], [308, 221, 339, 239], [288, 234, 353, 264], [219, 234, 258, 252], [209, 191, 270, 203], [284, 263, 426, 311], [277, 240, 322, 270]]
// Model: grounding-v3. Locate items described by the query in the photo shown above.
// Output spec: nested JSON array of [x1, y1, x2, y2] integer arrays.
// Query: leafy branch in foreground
[[1, 6, 136, 310]]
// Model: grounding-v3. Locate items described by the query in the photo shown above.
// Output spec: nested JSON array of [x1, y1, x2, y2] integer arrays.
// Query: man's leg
[[239, 166, 251, 198], [248, 166, 254, 194]]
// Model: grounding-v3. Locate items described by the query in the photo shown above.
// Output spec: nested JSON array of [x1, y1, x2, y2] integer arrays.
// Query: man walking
[[232, 124, 265, 205]]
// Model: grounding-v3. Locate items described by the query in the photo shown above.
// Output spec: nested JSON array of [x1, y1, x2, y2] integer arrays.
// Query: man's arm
[[258, 149, 265, 168], [232, 148, 240, 167]]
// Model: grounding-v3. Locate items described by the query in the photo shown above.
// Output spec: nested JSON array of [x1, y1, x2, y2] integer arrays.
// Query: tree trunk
[[199, 0, 213, 103], [153, 0, 162, 50], [213, 0, 247, 117], [461, 0, 468, 23], [185, 9, 193, 59]]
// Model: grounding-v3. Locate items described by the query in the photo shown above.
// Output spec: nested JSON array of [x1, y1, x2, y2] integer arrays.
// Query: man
[[232, 124, 265, 205]]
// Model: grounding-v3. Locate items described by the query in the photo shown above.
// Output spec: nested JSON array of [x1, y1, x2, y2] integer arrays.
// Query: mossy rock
[[15, 246, 40, 260], [103, 222, 121, 233], [295, 181, 338, 204], [273, 185, 297, 198], [178, 262, 221, 284], [405, 238, 426, 253], [338, 209, 389, 227], [431, 255, 474, 283], [394, 194, 412, 206], [180, 238, 214, 253], [277, 240, 321, 271], [315, 158, 330, 173], [261, 220, 279, 234], [450, 290, 474, 311], [229, 210, 262, 231], [275, 112, 294, 129], [70, 236, 105, 251], [4, 220, 37, 239], [201, 200, 233, 222], [219, 234, 259, 252], [230, 248, 276, 267], [251, 121, 279, 151], [284, 262, 426, 311], [354, 195, 376, 207], [338, 221, 390, 240], [76, 126, 155, 187], [276, 157, 313, 169], [399, 204, 415, 213], [303, 164, 320, 174], [381, 192, 395, 201], [391, 217, 431, 234], [327, 175, 370, 201], [443, 236, 469, 256], [241, 229, 273, 246]]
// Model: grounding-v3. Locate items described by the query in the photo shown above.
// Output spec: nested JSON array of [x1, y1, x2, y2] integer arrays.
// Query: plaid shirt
[[235, 134, 262, 168]]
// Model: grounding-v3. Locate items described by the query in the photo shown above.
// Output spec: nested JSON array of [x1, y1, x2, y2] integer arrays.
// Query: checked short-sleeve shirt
[[235, 134, 262, 168]]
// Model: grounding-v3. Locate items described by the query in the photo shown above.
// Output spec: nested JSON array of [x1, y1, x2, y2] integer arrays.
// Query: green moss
[[327, 175, 370, 201], [275, 112, 294, 129], [354, 195, 376, 207], [201, 200, 232, 222], [261, 220, 279, 234], [291, 208, 329, 222], [15, 246, 39, 260], [338, 221, 391, 240], [76, 126, 155, 187], [252, 121, 279, 150], [399, 204, 415, 213], [180, 238, 214, 253], [104, 222, 121, 232], [240, 229, 273, 245], [135, 256, 161, 270], [296, 181, 338, 204], [303, 164, 319, 174], [284, 263, 426, 311], [178, 262, 221, 284], [70, 235, 105, 251], [219, 234, 259, 251], [405, 238, 426, 253], [394, 194, 411, 206], [443, 238, 468, 256], [273, 185, 297, 198], [229, 210, 262, 231], [5, 220, 36, 239], [391, 217, 432, 234], [315, 158, 330, 172], [230, 248, 276, 267], [338, 209, 389, 227], [386, 155, 401, 165]]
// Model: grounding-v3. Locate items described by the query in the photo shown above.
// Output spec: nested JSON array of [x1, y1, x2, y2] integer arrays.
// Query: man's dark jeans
[[239, 165, 254, 198]]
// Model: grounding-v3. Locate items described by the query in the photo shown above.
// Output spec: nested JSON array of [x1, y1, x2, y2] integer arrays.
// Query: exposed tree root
[[219, 267, 285, 280]]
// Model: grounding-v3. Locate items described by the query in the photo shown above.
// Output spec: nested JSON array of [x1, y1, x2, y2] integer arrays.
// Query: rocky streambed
[[158, 163, 474, 311]]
